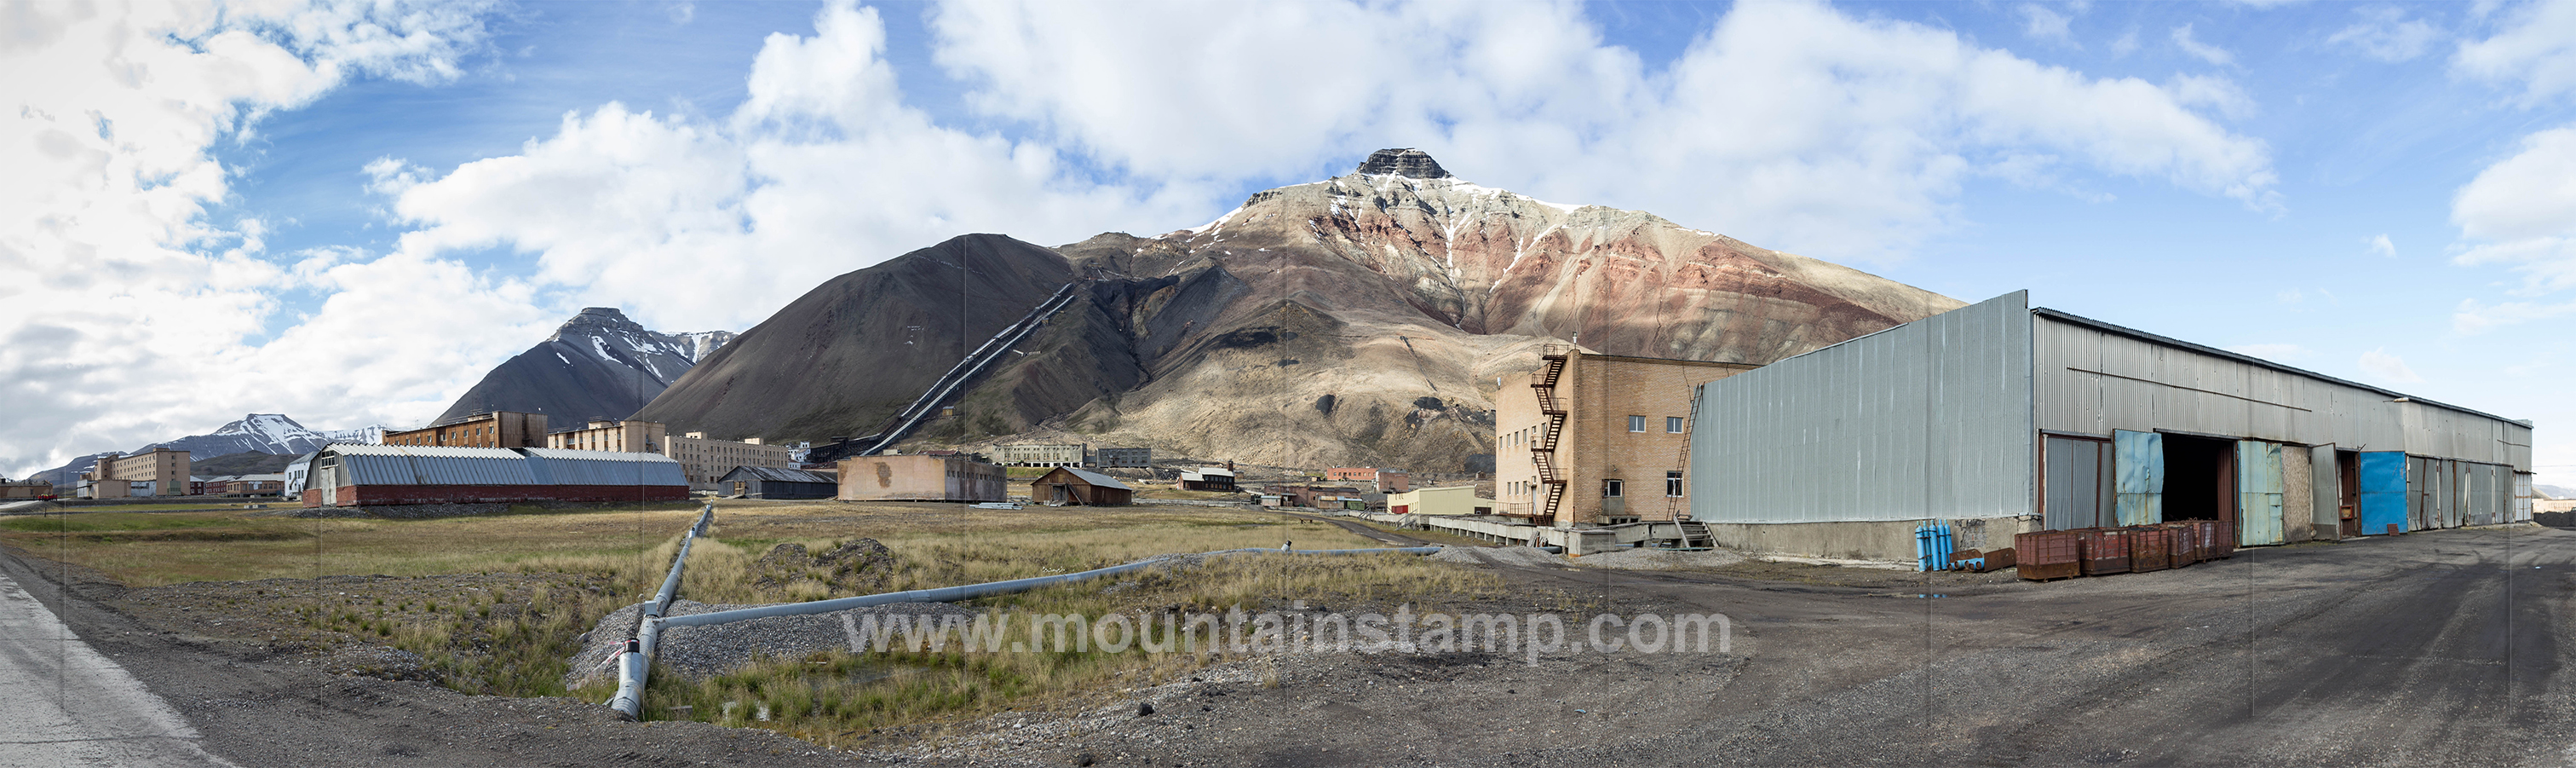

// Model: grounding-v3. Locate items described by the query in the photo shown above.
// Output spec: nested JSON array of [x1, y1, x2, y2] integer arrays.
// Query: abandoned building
[[1687, 292, 2537, 562]]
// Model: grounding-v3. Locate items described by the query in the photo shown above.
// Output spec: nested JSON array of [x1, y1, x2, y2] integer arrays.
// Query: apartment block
[[385, 411, 548, 448], [546, 419, 798, 489], [1496, 346, 1755, 526], [667, 431, 798, 488], [89, 448, 190, 497], [548, 419, 667, 453], [992, 443, 1086, 467]]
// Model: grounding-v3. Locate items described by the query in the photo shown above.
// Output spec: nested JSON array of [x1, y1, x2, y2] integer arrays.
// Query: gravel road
[[869, 523, 2576, 767]]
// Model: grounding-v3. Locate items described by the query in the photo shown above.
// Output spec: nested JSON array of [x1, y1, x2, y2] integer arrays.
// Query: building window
[[1666, 471, 1683, 497], [1628, 415, 1646, 432], [1603, 479, 1623, 498], [1667, 416, 1685, 434]]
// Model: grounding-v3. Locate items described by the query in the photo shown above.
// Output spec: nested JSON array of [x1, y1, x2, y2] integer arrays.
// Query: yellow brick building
[[1496, 346, 1754, 526]]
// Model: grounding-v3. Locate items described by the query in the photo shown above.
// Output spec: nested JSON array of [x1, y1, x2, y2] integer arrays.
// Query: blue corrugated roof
[[520, 448, 687, 487]]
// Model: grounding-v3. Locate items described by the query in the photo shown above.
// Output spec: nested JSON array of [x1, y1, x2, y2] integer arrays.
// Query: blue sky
[[7, 0, 2576, 485]]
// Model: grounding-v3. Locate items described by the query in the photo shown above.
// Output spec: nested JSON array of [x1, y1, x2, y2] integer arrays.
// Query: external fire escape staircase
[[1529, 345, 1570, 525], [844, 282, 1084, 459]]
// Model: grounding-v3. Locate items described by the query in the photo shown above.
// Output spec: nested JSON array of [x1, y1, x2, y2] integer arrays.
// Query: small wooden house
[[1032, 467, 1134, 506]]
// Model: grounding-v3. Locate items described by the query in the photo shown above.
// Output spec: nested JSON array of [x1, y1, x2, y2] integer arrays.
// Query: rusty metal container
[[2015, 531, 2079, 581], [2077, 528, 2131, 575], [2164, 522, 2200, 566], [2198, 520, 2234, 559], [2130, 527, 2171, 573], [1986, 546, 2016, 571]]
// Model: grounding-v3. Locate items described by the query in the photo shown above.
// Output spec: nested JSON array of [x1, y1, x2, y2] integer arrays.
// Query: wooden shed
[[1032, 467, 1134, 506], [717, 465, 839, 499]]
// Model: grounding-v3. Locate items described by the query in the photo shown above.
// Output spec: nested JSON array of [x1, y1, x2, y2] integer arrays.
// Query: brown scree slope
[[635, 150, 1961, 474]]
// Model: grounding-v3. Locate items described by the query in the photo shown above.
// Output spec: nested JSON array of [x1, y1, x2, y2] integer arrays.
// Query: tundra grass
[[0, 500, 1501, 737]]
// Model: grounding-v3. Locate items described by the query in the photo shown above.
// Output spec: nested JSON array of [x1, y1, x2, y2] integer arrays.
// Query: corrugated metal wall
[[2034, 314, 2530, 472], [1688, 292, 2034, 523]]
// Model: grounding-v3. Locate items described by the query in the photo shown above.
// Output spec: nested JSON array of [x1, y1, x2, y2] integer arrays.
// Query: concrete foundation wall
[[1701, 517, 2033, 563]]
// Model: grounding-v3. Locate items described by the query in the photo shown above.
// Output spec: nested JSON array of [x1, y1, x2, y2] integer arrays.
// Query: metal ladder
[[1665, 383, 1702, 523]]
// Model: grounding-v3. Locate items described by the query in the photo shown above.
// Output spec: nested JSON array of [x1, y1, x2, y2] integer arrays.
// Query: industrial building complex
[[1686, 292, 2537, 562]]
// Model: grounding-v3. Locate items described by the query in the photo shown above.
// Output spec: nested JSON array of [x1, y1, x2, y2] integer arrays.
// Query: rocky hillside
[[434, 309, 736, 427], [630, 234, 1084, 443], [634, 150, 1961, 473], [957, 150, 1958, 471]]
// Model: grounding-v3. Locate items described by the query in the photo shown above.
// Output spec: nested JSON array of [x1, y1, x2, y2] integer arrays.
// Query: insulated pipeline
[[610, 540, 1437, 719], [657, 546, 1443, 628], [609, 503, 716, 719]]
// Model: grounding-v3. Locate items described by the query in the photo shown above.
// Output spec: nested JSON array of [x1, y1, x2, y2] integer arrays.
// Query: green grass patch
[[0, 511, 262, 533]]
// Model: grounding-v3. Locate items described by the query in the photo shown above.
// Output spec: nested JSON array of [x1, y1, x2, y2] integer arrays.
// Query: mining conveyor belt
[[854, 282, 1083, 458]]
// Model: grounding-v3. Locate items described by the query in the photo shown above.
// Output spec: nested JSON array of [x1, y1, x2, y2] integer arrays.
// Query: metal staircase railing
[[1529, 346, 1570, 524]]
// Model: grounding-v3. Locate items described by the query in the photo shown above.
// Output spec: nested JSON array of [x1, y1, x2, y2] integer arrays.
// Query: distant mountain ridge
[[434, 308, 736, 427], [25, 413, 382, 487]]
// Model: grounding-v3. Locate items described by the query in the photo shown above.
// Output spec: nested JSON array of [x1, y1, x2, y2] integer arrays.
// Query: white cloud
[[2327, 7, 2442, 62], [2110, 27, 2141, 57], [2171, 23, 2237, 66], [2451, 125, 2576, 293], [382, 3, 1207, 333], [2454, 297, 2576, 334], [0, 0, 498, 477], [931, 0, 2278, 261], [2454, 0, 2576, 105], [2359, 348, 2425, 383], [2225, 343, 2309, 360], [2366, 233, 2397, 257], [2020, 4, 2077, 47], [0, 0, 2290, 478]]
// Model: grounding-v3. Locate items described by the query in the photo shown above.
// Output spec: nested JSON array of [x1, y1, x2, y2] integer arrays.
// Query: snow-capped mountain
[[23, 413, 384, 487], [433, 308, 737, 427], [194, 413, 384, 454]]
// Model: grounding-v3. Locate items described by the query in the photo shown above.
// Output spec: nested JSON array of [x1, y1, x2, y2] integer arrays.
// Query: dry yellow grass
[[3, 499, 1504, 743]]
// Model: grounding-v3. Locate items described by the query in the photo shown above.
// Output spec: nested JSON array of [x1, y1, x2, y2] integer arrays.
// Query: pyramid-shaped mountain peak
[[1354, 148, 1452, 179]]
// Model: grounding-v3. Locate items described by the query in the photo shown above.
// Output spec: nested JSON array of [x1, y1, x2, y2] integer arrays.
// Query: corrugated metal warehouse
[[301, 444, 688, 507], [717, 465, 838, 499], [1688, 292, 2536, 563]]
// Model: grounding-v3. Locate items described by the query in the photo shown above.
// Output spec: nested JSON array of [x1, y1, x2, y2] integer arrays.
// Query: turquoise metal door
[[2359, 452, 2407, 534], [2114, 430, 2164, 526], [2238, 441, 2284, 546]]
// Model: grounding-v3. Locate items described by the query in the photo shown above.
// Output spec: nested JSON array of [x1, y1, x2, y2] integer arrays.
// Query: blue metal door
[[2238, 441, 2284, 546], [2114, 430, 2163, 526], [2358, 452, 2408, 534]]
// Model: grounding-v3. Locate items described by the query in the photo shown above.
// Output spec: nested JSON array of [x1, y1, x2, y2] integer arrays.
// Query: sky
[[4, 0, 2575, 486]]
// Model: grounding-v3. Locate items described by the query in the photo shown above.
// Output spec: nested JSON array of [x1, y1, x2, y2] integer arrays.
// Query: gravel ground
[[1429, 546, 1565, 569], [1571, 547, 1747, 570], [566, 599, 983, 687]]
